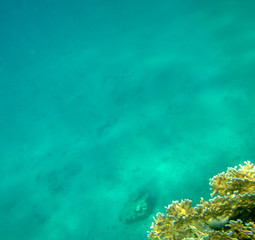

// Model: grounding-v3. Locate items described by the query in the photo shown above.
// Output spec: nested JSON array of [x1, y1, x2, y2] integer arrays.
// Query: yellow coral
[[226, 220, 253, 239], [148, 161, 255, 240], [210, 161, 255, 197]]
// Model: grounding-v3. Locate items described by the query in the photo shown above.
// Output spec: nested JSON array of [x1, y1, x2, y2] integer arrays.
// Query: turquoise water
[[1, 0, 255, 239]]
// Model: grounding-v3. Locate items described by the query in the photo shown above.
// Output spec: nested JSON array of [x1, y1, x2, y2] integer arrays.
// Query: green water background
[[1, 0, 255, 239]]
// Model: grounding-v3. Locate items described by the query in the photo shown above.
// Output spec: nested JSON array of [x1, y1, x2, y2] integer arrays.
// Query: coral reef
[[148, 161, 255, 240], [120, 188, 154, 224]]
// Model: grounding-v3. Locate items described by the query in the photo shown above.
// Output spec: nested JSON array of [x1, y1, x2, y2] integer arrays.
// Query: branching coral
[[148, 161, 255, 240], [210, 161, 255, 197]]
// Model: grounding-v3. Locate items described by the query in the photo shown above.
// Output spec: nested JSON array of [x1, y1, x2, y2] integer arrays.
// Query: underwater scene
[[1, 0, 255, 239]]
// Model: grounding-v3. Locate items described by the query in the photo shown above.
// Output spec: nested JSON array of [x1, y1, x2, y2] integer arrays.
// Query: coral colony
[[148, 161, 255, 240], [120, 188, 152, 223]]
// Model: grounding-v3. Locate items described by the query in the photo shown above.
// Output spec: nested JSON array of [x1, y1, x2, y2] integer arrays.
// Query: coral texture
[[148, 161, 255, 240]]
